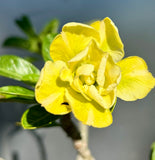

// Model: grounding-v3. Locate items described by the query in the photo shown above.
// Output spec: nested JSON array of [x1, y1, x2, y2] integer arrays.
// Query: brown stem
[[60, 113, 81, 140], [60, 114, 95, 160]]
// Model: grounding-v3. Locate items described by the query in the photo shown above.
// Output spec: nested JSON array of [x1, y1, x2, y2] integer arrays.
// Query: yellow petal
[[50, 22, 100, 62], [62, 22, 100, 56], [69, 40, 107, 71], [76, 64, 94, 76], [62, 22, 100, 43], [35, 61, 71, 114], [86, 85, 116, 109], [117, 56, 155, 101], [50, 34, 73, 62], [91, 17, 124, 62], [68, 40, 103, 71], [65, 88, 113, 128], [71, 76, 91, 101], [90, 20, 105, 43], [96, 54, 108, 87], [86, 40, 105, 69], [68, 46, 89, 71], [59, 67, 73, 84], [104, 54, 121, 90], [41, 92, 71, 115]]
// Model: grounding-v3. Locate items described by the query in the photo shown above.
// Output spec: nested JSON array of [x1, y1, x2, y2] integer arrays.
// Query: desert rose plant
[[0, 15, 155, 160]]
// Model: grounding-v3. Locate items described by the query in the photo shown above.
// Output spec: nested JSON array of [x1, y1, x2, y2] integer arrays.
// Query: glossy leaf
[[42, 34, 56, 61], [21, 104, 61, 129], [40, 19, 59, 39], [0, 86, 36, 103], [0, 55, 40, 84], [15, 15, 37, 38]]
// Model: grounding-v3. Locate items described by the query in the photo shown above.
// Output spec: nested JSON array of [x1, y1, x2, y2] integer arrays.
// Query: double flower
[[35, 17, 155, 128]]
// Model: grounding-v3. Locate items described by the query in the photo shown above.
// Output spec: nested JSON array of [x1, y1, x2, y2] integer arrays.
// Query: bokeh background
[[0, 0, 155, 160]]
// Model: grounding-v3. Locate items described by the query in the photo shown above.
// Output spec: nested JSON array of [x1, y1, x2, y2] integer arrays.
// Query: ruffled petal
[[35, 61, 71, 114], [96, 54, 107, 87], [86, 85, 116, 109], [104, 54, 121, 90], [76, 64, 94, 76], [62, 22, 100, 43], [86, 40, 105, 69], [91, 17, 124, 62], [50, 22, 100, 62], [68, 40, 103, 71], [41, 92, 71, 115], [50, 34, 73, 62], [62, 22, 100, 56], [90, 20, 105, 42], [71, 76, 91, 101], [65, 88, 113, 128], [117, 56, 155, 101]]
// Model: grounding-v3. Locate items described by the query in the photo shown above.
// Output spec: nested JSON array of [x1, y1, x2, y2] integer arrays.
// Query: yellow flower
[[35, 17, 155, 128]]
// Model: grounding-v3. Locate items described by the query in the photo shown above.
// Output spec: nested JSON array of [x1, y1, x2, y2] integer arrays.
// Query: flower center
[[80, 72, 96, 85]]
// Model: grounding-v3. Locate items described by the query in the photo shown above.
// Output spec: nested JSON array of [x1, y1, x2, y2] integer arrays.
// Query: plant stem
[[60, 114, 95, 160], [60, 114, 81, 140], [75, 122, 95, 160]]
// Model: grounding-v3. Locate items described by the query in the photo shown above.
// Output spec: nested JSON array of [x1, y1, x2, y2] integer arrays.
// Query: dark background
[[0, 0, 155, 160]]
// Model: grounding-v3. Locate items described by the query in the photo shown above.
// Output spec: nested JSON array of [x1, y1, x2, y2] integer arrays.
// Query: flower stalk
[[75, 123, 95, 160], [60, 114, 95, 160], [60, 114, 81, 140]]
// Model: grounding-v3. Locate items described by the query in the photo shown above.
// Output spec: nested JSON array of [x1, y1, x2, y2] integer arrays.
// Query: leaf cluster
[[3, 15, 59, 60], [0, 15, 60, 129]]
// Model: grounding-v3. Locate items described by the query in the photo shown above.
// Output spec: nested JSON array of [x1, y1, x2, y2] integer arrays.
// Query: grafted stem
[[60, 114, 95, 160], [60, 114, 81, 140], [75, 122, 95, 160]]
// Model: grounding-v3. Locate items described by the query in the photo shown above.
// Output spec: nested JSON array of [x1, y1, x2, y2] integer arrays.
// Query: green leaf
[[0, 86, 36, 103], [150, 142, 155, 160], [40, 19, 59, 39], [3, 37, 30, 49], [22, 74, 40, 84], [28, 37, 41, 53], [0, 55, 40, 84], [21, 104, 61, 129], [3, 37, 41, 54], [15, 15, 37, 38], [42, 34, 57, 61], [25, 56, 39, 63], [3, 36, 41, 54]]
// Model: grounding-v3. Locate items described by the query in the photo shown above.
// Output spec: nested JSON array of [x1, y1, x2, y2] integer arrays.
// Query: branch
[[60, 113, 81, 140], [75, 123, 95, 160], [60, 114, 95, 160]]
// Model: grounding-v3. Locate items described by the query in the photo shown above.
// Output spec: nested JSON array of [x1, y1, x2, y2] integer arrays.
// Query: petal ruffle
[[97, 53, 121, 88], [104, 54, 121, 90], [68, 40, 104, 71], [62, 22, 100, 43], [117, 56, 155, 101], [50, 34, 73, 62], [91, 17, 124, 62], [65, 88, 113, 128], [35, 61, 71, 114], [50, 22, 100, 62], [86, 85, 116, 109]]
